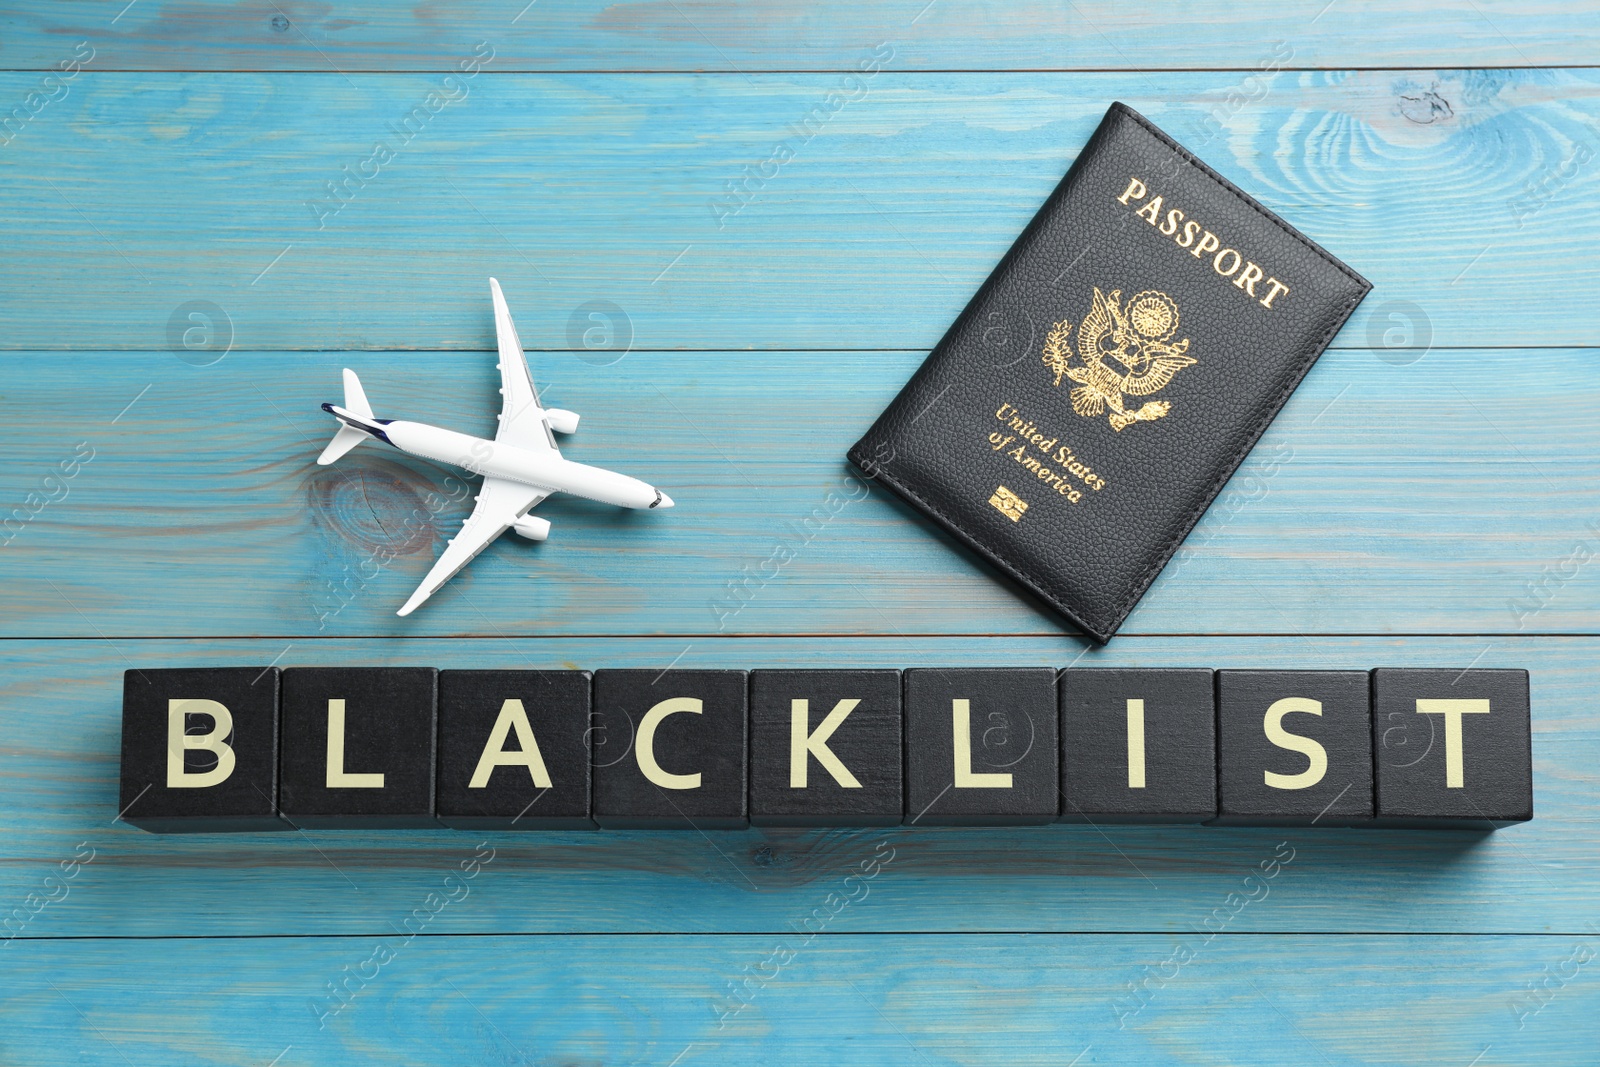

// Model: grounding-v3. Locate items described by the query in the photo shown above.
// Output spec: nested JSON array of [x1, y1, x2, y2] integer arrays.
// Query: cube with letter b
[[119, 667, 288, 832], [1059, 669, 1216, 823], [592, 670, 748, 829], [437, 670, 594, 830], [279, 667, 439, 829], [904, 668, 1059, 825], [749, 670, 902, 827], [1215, 670, 1373, 825], [1372, 668, 1532, 828]]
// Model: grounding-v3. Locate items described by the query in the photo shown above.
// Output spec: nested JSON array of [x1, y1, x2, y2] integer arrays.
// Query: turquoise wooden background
[[3, 2, 1598, 1063]]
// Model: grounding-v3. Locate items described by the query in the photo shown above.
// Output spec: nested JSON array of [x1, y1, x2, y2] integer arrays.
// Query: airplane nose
[[654, 491, 675, 509]]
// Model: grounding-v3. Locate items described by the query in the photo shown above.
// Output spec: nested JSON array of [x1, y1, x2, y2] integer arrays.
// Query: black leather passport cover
[[849, 103, 1370, 642]]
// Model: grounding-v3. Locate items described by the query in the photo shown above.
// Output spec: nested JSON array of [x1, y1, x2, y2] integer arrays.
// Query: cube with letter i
[[1372, 668, 1532, 828], [119, 667, 288, 833], [1059, 669, 1216, 823]]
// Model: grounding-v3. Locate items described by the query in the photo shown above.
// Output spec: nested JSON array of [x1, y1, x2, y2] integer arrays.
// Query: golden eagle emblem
[[1041, 288, 1197, 432]]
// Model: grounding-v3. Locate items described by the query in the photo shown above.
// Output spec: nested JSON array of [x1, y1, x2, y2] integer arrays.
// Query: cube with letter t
[[1372, 668, 1532, 828], [279, 667, 439, 828], [1215, 670, 1373, 826], [591, 670, 748, 828], [903, 668, 1059, 825], [119, 667, 288, 832]]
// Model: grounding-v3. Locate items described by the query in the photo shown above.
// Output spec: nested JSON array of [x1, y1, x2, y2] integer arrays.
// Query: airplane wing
[[489, 278, 560, 455], [396, 476, 548, 616]]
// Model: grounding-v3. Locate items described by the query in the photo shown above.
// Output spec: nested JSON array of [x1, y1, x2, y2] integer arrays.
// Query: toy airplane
[[317, 278, 674, 616]]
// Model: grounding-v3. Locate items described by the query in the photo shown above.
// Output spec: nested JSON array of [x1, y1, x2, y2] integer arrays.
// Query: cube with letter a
[[437, 669, 593, 830], [279, 667, 439, 829], [1372, 668, 1532, 828], [119, 667, 288, 833]]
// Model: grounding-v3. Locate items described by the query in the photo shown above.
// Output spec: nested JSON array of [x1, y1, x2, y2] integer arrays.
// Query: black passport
[[849, 103, 1371, 642]]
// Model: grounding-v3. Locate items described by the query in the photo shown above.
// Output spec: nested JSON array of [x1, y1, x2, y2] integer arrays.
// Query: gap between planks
[[1, 633, 1595, 642], [3, 346, 1596, 354], [3, 930, 1589, 942], [4, 66, 1598, 74]]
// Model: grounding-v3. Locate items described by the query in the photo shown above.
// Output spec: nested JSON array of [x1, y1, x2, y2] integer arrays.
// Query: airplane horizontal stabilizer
[[317, 424, 368, 465]]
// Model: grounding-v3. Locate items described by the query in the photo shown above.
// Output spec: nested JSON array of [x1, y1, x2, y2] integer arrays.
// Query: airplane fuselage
[[328, 407, 668, 510]]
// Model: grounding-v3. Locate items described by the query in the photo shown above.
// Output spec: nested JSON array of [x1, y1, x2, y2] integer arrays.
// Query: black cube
[[592, 670, 748, 829], [1060, 668, 1216, 823], [119, 667, 288, 833], [437, 670, 594, 830], [749, 670, 902, 827], [1372, 668, 1532, 828], [903, 668, 1059, 825], [1215, 670, 1373, 826], [279, 667, 439, 829]]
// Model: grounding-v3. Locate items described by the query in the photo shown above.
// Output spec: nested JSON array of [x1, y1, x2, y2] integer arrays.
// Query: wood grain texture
[[0, 349, 1594, 638], [4, 934, 1596, 1065], [3, 0, 1596, 71], [1, 636, 1594, 938], [2, 5, 1598, 1061], [1, 71, 1598, 350]]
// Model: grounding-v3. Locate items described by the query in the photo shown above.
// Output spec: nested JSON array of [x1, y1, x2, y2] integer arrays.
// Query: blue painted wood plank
[[3, 1, 1593, 70], [4, 933, 1596, 1064], [0, 9, 1590, 1065], [1, 71, 1597, 350], [0, 349, 1594, 638], [0, 636, 1592, 938]]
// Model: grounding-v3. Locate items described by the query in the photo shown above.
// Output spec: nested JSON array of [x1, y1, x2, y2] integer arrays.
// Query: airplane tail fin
[[341, 367, 373, 417], [317, 369, 375, 465]]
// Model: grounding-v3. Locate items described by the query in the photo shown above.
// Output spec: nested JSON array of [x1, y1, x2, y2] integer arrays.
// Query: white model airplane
[[316, 278, 674, 616]]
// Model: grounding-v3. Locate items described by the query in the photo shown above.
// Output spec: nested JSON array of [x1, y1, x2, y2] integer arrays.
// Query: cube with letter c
[[591, 670, 748, 828]]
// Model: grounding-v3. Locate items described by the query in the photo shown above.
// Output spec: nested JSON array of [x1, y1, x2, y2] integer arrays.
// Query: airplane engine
[[512, 515, 551, 541], [545, 408, 580, 434]]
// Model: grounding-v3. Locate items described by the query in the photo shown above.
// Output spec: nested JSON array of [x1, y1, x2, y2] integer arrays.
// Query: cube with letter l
[[279, 667, 439, 828], [904, 668, 1059, 825]]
